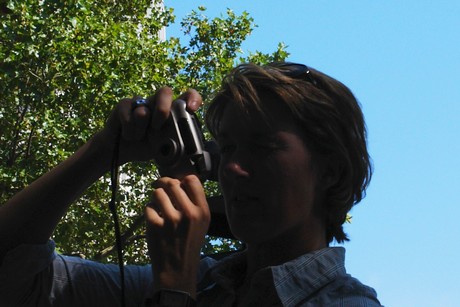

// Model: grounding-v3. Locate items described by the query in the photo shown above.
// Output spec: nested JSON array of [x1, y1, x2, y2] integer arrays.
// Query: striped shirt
[[0, 242, 380, 306], [197, 247, 382, 306]]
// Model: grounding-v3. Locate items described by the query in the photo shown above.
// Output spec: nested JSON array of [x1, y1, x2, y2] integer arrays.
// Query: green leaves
[[178, 8, 254, 98], [0, 0, 288, 263]]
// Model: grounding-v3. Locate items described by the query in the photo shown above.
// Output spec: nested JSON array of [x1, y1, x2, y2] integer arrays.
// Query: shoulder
[[322, 274, 382, 307], [272, 247, 382, 306]]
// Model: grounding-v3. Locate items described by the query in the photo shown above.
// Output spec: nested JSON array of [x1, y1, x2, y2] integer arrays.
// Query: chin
[[229, 220, 270, 245]]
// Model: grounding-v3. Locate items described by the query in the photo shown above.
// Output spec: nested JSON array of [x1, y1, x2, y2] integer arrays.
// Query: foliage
[[0, 0, 288, 264]]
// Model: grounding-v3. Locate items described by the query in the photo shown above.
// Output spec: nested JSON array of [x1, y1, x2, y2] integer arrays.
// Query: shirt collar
[[271, 247, 347, 305], [198, 247, 347, 305]]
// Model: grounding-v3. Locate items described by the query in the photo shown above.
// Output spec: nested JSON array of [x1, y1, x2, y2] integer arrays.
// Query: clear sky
[[167, 1, 460, 306]]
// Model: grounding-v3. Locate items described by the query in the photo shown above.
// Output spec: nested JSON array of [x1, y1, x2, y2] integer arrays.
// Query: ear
[[318, 154, 344, 192]]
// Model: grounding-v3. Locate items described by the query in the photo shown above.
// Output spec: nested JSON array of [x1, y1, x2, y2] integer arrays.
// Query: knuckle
[[164, 178, 181, 188], [183, 210, 199, 222], [133, 105, 150, 117], [182, 175, 198, 186], [201, 207, 211, 222], [154, 177, 179, 186]]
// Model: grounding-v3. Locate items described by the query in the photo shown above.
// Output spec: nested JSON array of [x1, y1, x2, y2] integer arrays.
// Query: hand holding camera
[[96, 87, 206, 170]]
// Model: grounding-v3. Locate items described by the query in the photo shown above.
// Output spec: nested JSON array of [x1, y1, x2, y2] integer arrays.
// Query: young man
[[0, 63, 381, 306]]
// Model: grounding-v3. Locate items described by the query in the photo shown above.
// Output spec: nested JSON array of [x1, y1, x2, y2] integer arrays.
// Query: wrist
[[146, 289, 197, 307], [85, 131, 117, 173], [153, 271, 197, 299]]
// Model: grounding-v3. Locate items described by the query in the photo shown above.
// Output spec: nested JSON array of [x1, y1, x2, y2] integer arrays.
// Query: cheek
[[276, 153, 316, 208]]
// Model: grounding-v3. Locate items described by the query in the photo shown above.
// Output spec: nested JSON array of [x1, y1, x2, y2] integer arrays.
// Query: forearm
[[0, 134, 112, 257]]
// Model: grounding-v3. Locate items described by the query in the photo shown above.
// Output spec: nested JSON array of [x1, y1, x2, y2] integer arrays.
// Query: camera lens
[[155, 138, 180, 167], [160, 143, 173, 156]]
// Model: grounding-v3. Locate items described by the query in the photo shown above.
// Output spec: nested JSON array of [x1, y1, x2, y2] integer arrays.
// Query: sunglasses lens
[[269, 62, 316, 86], [283, 64, 308, 78]]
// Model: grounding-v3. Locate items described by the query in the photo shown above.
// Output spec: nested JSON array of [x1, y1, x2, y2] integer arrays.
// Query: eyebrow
[[216, 131, 278, 143]]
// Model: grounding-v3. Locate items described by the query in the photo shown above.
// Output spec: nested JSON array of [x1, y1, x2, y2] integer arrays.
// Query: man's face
[[217, 99, 325, 247]]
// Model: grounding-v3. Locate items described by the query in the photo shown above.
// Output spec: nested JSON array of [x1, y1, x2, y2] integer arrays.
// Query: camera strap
[[109, 131, 126, 307]]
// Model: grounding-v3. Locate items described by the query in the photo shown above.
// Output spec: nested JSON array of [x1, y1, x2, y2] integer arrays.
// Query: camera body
[[153, 99, 217, 180]]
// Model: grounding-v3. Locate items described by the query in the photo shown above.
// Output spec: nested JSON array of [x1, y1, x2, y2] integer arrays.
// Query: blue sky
[[168, 1, 460, 306]]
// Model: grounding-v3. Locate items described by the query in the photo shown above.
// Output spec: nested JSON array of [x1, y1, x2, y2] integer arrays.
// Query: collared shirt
[[0, 241, 380, 306], [197, 247, 382, 306]]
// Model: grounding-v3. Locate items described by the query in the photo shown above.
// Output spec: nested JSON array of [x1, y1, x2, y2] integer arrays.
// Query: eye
[[252, 138, 284, 152], [218, 143, 236, 154], [254, 141, 275, 149]]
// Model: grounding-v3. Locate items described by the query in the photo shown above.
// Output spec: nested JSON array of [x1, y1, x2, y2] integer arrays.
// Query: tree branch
[[94, 213, 145, 261]]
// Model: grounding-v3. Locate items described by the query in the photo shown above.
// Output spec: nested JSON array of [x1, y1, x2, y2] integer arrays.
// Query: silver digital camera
[[153, 99, 217, 181]]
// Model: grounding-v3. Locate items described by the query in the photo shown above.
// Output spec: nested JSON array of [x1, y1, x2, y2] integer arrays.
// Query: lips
[[224, 184, 261, 214], [231, 189, 259, 204]]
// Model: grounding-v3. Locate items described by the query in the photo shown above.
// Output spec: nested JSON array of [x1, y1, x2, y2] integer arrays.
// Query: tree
[[0, 0, 288, 263]]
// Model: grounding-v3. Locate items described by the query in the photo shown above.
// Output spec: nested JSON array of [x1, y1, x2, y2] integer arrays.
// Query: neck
[[244, 222, 327, 277]]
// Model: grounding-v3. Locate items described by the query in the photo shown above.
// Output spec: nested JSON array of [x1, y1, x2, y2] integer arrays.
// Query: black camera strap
[[109, 132, 126, 307]]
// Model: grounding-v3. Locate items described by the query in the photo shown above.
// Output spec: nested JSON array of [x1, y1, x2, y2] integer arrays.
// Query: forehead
[[219, 96, 301, 138]]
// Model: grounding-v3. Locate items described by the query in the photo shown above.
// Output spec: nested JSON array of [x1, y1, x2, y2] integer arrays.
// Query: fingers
[[117, 98, 135, 140], [181, 175, 210, 218], [145, 203, 163, 228], [132, 97, 152, 140], [178, 89, 203, 112], [145, 187, 181, 227], [116, 88, 172, 141], [147, 87, 174, 131], [147, 175, 209, 225], [117, 97, 151, 141], [116, 87, 201, 142], [147, 87, 202, 128]]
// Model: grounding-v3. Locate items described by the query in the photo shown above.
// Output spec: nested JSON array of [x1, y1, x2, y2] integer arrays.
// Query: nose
[[218, 143, 253, 181], [222, 161, 250, 179], [219, 146, 252, 180]]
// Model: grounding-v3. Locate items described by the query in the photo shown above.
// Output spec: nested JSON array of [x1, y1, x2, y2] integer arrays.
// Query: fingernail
[[189, 99, 200, 110]]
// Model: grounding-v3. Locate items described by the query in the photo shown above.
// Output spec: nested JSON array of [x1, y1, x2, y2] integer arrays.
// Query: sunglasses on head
[[267, 62, 318, 86]]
